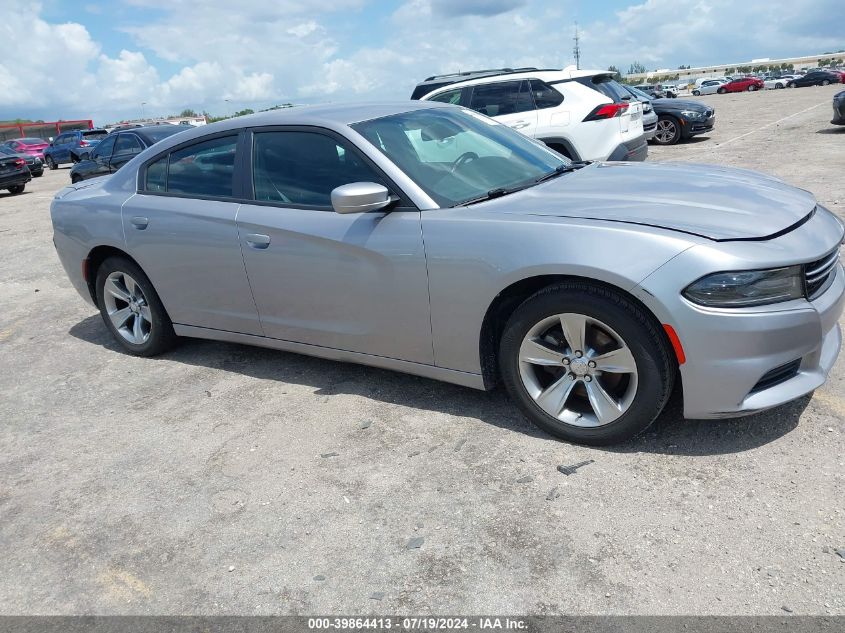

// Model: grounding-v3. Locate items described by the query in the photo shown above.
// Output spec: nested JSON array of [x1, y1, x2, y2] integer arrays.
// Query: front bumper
[[635, 207, 845, 419], [681, 114, 716, 136]]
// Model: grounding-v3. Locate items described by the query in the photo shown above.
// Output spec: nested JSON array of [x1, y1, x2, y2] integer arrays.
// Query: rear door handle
[[245, 233, 271, 249], [510, 121, 531, 129], [130, 216, 149, 230]]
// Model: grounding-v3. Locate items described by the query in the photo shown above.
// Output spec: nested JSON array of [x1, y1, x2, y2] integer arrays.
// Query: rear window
[[19, 138, 46, 144], [580, 76, 631, 102], [82, 130, 108, 140]]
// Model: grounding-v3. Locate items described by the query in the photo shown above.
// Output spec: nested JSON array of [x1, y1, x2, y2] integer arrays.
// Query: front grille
[[750, 359, 801, 394], [804, 248, 840, 299]]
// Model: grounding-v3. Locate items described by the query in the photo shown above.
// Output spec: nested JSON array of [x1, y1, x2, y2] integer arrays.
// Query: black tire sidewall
[[95, 256, 176, 357], [656, 116, 680, 145], [499, 285, 673, 445]]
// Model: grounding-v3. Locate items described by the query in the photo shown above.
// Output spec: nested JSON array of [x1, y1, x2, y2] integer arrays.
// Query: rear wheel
[[499, 283, 674, 445], [692, 90, 701, 96], [775, 82, 784, 89], [822, 80, 831, 86], [8, 184, 25, 194], [96, 257, 177, 357], [653, 116, 681, 145], [747, 85, 757, 91], [717, 87, 727, 94]]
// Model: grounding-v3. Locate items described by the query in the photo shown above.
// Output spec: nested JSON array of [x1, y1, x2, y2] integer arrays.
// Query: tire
[[499, 282, 674, 445], [775, 83, 784, 89], [95, 256, 177, 357], [787, 82, 795, 88], [692, 90, 701, 96], [747, 85, 756, 91], [822, 80, 831, 86], [717, 87, 727, 94], [8, 184, 25, 194], [45, 155, 57, 170], [653, 115, 681, 145]]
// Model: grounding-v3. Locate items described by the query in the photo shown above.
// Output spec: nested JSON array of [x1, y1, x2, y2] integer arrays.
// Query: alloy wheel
[[518, 313, 638, 427], [654, 119, 677, 144], [102, 271, 152, 344]]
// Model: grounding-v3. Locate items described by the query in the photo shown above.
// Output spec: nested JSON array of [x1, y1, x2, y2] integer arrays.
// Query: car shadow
[[0, 190, 32, 200], [69, 314, 807, 455], [817, 127, 845, 134], [680, 136, 711, 144]]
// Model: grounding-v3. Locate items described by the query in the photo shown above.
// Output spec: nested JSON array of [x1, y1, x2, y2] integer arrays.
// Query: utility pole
[[573, 22, 581, 70]]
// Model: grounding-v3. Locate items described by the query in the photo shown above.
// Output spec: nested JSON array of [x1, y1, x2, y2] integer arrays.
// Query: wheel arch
[[478, 274, 678, 390], [537, 137, 581, 162], [85, 245, 144, 303]]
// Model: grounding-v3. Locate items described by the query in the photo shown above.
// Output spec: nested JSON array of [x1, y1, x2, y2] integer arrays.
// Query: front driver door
[[236, 128, 433, 364], [89, 135, 116, 177], [109, 133, 143, 173]]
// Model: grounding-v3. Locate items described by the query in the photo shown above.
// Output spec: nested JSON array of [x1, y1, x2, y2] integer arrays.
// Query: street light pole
[[224, 99, 232, 118], [140, 102, 147, 121]]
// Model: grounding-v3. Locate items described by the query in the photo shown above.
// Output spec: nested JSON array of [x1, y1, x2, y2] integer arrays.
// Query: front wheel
[[822, 80, 831, 86], [8, 184, 25, 194], [717, 87, 727, 94], [747, 85, 757, 91], [653, 116, 681, 145], [499, 283, 674, 445], [775, 83, 784, 89], [45, 156, 57, 170], [692, 90, 701, 96], [96, 257, 177, 357]]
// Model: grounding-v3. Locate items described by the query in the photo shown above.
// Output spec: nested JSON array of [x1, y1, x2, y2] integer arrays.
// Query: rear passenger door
[[121, 133, 263, 336], [109, 133, 144, 173], [467, 80, 538, 136], [89, 135, 116, 177]]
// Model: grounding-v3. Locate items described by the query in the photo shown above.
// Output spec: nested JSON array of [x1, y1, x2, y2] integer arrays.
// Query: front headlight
[[681, 110, 705, 119], [683, 266, 804, 307]]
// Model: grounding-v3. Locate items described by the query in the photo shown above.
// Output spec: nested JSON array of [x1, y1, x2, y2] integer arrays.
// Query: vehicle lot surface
[[1, 85, 844, 615]]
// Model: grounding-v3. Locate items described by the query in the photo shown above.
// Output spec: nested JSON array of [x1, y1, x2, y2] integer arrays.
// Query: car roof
[[416, 66, 616, 99]]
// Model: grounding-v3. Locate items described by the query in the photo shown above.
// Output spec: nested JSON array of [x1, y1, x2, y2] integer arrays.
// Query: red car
[[717, 77, 765, 93], [2, 137, 50, 160]]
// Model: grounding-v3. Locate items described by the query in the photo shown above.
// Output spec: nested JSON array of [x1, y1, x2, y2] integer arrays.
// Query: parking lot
[[1, 85, 843, 615]]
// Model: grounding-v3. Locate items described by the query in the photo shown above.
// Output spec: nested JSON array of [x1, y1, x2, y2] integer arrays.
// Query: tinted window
[[146, 156, 167, 192], [94, 135, 116, 158], [469, 80, 534, 117], [586, 77, 629, 102], [141, 126, 189, 143], [253, 131, 382, 207], [82, 130, 108, 140], [167, 136, 237, 198], [56, 134, 72, 144], [430, 89, 463, 105], [529, 79, 563, 109], [114, 134, 143, 155]]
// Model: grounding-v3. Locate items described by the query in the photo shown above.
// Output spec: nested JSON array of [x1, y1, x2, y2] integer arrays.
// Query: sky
[[1, 0, 842, 124]]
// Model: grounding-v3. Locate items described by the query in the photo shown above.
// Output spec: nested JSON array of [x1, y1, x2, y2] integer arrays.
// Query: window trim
[[137, 130, 246, 202], [113, 132, 145, 157], [242, 125, 416, 212], [528, 78, 565, 109]]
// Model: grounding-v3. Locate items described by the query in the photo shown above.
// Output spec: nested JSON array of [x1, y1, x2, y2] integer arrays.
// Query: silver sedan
[[51, 102, 844, 445]]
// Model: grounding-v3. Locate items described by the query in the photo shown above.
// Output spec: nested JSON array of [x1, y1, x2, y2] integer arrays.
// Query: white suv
[[411, 66, 647, 162]]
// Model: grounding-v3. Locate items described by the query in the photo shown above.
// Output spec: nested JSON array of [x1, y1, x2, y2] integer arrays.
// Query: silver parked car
[[51, 102, 844, 445]]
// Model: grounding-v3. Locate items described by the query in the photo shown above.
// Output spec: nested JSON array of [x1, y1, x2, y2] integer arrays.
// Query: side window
[[167, 136, 237, 198], [529, 79, 564, 109], [469, 80, 534, 117], [146, 156, 167, 192], [93, 135, 116, 159], [253, 131, 382, 207], [114, 134, 143, 155], [430, 89, 463, 105]]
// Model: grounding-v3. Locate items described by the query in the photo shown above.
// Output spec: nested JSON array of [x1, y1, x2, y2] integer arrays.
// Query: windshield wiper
[[457, 187, 520, 207], [533, 162, 585, 185]]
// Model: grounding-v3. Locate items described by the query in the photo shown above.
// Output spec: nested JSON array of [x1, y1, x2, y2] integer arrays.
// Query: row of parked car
[[691, 69, 844, 95]]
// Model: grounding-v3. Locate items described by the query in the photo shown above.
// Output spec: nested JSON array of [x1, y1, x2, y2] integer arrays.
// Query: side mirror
[[330, 182, 392, 214]]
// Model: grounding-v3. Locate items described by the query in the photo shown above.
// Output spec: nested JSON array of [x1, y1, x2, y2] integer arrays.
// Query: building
[[626, 51, 845, 83], [0, 119, 93, 142]]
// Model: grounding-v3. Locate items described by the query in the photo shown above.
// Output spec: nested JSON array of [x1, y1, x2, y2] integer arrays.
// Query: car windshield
[[352, 107, 568, 207]]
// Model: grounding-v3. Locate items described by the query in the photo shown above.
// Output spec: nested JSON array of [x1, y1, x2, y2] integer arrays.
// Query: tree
[[179, 108, 198, 117], [627, 61, 646, 75], [677, 64, 690, 70], [607, 65, 621, 79]]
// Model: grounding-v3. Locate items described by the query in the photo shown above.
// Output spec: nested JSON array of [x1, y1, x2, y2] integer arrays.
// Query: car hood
[[652, 98, 707, 111], [479, 161, 816, 241]]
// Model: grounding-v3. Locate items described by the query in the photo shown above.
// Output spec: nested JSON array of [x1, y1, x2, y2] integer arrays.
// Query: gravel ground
[[1, 85, 843, 616]]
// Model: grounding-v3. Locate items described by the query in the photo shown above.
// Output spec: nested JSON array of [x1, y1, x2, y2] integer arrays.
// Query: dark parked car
[[832, 90, 845, 125], [634, 84, 672, 98], [43, 129, 109, 169], [0, 153, 31, 195], [0, 145, 43, 177], [649, 99, 716, 145], [787, 71, 842, 88], [69, 125, 188, 183]]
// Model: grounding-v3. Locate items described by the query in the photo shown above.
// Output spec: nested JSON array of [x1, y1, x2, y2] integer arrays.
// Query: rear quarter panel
[[51, 182, 132, 305]]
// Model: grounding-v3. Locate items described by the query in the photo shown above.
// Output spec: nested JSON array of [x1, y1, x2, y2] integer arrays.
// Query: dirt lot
[[1, 85, 843, 616]]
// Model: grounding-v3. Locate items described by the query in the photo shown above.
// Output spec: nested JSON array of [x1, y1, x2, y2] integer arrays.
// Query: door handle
[[130, 216, 149, 230], [510, 121, 531, 129], [245, 233, 271, 249]]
